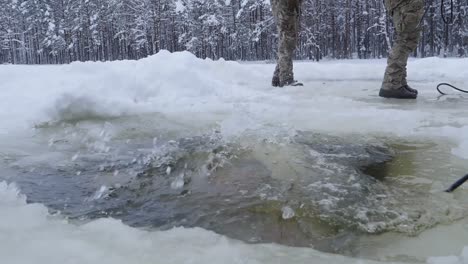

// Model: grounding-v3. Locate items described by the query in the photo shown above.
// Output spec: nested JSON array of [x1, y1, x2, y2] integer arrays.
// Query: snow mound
[[1, 51, 265, 128], [48, 93, 128, 123], [1, 50, 468, 158]]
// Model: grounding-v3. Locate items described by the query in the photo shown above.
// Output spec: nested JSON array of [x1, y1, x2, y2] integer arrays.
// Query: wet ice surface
[[1, 53, 468, 263]]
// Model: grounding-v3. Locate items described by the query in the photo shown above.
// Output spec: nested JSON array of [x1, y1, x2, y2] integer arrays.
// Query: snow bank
[[1, 51, 468, 155], [1, 50, 468, 157], [0, 51, 263, 130]]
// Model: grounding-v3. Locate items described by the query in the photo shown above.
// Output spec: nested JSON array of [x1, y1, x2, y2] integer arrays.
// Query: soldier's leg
[[271, 0, 301, 87], [271, 0, 281, 87], [277, 1, 298, 86], [399, 0, 424, 93], [380, 0, 424, 99]]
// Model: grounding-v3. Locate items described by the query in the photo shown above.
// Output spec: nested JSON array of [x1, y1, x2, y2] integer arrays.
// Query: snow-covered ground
[[1, 51, 468, 264]]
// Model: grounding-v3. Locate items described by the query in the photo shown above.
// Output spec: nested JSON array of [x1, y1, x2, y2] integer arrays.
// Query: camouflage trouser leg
[[271, 0, 299, 87], [382, 0, 424, 90]]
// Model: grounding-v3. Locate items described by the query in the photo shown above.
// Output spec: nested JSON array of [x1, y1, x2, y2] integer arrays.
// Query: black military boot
[[379, 86, 417, 99], [404, 85, 418, 95]]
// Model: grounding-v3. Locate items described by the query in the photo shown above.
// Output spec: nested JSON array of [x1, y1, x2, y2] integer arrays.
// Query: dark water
[[1, 116, 468, 259]]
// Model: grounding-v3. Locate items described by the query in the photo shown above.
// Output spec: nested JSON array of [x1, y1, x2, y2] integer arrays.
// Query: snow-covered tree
[[0, 0, 466, 64]]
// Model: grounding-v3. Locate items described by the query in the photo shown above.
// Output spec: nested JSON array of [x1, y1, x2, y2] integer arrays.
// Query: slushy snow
[[1, 51, 468, 157]]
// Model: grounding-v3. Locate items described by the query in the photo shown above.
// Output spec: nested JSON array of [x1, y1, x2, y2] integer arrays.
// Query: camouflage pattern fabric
[[382, 0, 424, 90], [271, 0, 301, 87]]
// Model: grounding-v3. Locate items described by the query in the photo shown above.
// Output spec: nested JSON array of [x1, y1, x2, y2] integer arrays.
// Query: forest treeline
[[1, 0, 467, 64]]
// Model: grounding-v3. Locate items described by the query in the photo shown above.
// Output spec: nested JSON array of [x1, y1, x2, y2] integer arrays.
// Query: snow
[[175, 0, 186, 13], [281, 206, 295, 219], [200, 14, 221, 26], [48, 22, 55, 31], [1, 51, 468, 156], [1, 50, 468, 263]]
